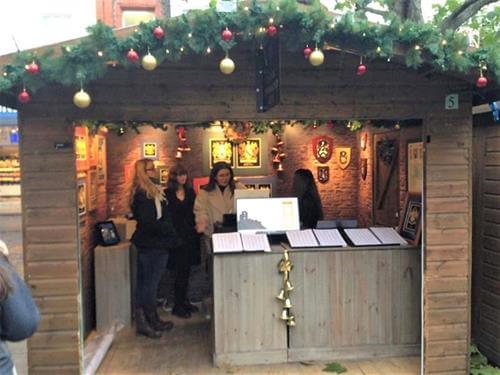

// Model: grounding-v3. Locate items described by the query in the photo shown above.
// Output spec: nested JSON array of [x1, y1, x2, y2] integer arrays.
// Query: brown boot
[[135, 307, 162, 339], [144, 305, 174, 331]]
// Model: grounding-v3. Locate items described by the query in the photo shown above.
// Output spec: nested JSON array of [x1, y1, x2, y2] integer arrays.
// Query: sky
[[0, 0, 457, 56]]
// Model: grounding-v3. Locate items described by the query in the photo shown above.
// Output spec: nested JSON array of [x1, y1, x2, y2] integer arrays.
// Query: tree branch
[[441, 0, 497, 31], [365, 6, 388, 17]]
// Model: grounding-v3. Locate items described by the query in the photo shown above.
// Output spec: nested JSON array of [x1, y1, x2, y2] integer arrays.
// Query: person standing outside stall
[[0, 248, 40, 375], [292, 168, 324, 229], [164, 164, 201, 319], [130, 159, 176, 338]]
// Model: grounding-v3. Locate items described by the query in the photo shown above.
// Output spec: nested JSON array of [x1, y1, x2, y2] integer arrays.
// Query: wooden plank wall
[[19, 114, 82, 374], [16, 49, 472, 373], [423, 96, 472, 374], [472, 119, 500, 365]]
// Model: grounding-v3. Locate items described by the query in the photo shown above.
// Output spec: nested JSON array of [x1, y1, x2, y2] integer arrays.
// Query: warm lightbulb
[[206, 47, 211, 54]]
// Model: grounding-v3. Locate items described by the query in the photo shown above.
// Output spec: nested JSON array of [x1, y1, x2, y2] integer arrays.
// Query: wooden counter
[[212, 245, 421, 366]]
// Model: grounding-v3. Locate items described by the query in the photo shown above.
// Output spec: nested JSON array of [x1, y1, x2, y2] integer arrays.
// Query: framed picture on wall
[[77, 176, 87, 216], [97, 135, 107, 184], [209, 139, 233, 167], [399, 193, 422, 245], [236, 139, 261, 168], [142, 142, 158, 159], [407, 140, 423, 194], [88, 168, 98, 212], [74, 126, 88, 172], [158, 166, 169, 185], [88, 134, 97, 168]]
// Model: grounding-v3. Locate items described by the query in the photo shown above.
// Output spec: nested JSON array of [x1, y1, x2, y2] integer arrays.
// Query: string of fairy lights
[[1, 0, 496, 109]]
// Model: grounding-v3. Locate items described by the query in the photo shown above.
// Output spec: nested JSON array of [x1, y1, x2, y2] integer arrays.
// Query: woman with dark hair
[[130, 159, 176, 338], [292, 168, 324, 229], [0, 251, 40, 375], [194, 162, 245, 236], [164, 164, 201, 318]]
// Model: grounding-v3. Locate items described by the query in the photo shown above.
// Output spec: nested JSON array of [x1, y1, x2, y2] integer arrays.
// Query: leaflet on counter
[[212, 232, 271, 253], [286, 229, 347, 248]]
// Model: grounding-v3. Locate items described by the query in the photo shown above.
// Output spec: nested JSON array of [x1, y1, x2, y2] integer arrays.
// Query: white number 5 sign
[[445, 94, 459, 110]]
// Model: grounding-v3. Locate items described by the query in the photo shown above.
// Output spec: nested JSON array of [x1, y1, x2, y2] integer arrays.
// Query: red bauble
[[127, 49, 139, 63], [26, 62, 39, 75], [303, 46, 312, 59], [356, 64, 367, 76], [18, 89, 30, 104], [221, 28, 233, 42], [476, 75, 488, 88], [267, 25, 277, 37], [153, 26, 165, 40]]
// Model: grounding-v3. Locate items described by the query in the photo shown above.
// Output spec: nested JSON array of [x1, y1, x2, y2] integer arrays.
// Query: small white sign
[[445, 94, 459, 110]]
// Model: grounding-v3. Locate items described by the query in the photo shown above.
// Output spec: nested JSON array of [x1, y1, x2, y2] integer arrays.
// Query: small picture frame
[[95, 221, 121, 246], [399, 193, 422, 245], [88, 168, 98, 212], [77, 177, 87, 216], [158, 166, 169, 185], [142, 142, 158, 159]]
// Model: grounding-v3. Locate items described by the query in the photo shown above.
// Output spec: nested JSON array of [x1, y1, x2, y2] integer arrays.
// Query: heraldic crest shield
[[312, 136, 333, 164]]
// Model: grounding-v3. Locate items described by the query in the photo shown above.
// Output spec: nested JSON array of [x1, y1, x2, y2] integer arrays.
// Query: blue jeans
[[135, 249, 169, 307]]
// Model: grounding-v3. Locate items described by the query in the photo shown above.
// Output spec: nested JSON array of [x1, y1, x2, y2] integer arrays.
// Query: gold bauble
[[141, 53, 157, 71], [73, 89, 91, 109], [309, 48, 325, 66], [219, 57, 235, 75]]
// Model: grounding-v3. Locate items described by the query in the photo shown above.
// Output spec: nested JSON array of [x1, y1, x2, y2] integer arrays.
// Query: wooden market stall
[[0, 5, 491, 373]]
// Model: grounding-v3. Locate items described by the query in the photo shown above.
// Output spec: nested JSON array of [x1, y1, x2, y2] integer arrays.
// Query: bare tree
[[440, 0, 498, 31]]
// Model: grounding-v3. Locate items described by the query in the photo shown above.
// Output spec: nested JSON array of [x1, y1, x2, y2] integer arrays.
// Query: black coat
[[131, 190, 178, 251], [299, 193, 323, 229], [165, 187, 201, 266]]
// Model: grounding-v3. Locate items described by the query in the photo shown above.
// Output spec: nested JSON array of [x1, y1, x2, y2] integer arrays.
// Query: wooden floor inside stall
[[97, 311, 421, 375]]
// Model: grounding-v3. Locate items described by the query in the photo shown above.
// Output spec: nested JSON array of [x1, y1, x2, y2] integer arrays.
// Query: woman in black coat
[[130, 159, 177, 338], [292, 168, 324, 229], [165, 164, 201, 318]]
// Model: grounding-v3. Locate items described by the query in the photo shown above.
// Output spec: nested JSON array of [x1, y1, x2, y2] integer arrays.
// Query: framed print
[[97, 135, 107, 184], [236, 139, 261, 168], [209, 139, 233, 167], [95, 221, 120, 246], [74, 126, 88, 172], [142, 142, 158, 159], [77, 176, 87, 216], [88, 168, 98, 212], [407, 141, 423, 194], [399, 193, 422, 245], [88, 134, 97, 168], [158, 166, 169, 185]]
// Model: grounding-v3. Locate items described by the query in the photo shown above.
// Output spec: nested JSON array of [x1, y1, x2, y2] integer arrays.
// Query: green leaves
[[322, 361, 347, 373]]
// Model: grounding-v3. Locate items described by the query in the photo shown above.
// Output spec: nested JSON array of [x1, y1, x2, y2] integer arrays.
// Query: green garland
[[2, 0, 497, 98]]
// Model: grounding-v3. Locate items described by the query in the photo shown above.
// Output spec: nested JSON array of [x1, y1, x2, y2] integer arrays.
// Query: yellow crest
[[336, 147, 351, 170]]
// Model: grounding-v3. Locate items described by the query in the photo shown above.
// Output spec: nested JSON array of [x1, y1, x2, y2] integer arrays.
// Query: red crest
[[312, 136, 333, 163]]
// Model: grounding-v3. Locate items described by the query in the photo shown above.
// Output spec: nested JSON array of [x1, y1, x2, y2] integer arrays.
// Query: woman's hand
[[195, 219, 208, 234]]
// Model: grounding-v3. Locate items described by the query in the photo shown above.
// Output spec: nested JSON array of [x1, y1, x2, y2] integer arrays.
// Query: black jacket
[[165, 188, 201, 266], [131, 190, 178, 250]]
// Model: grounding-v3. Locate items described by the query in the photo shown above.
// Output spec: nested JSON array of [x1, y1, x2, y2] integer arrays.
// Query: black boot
[[135, 307, 162, 339], [172, 304, 191, 319], [145, 305, 174, 331], [183, 299, 199, 313]]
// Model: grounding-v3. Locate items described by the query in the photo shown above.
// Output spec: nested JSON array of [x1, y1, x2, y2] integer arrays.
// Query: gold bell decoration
[[271, 134, 286, 172], [73, 89, 91, 109], [309, 48, 325, 67], [276, 248, 296, 327], [219, 53, 235, 75], [142, 51, 157, 71]]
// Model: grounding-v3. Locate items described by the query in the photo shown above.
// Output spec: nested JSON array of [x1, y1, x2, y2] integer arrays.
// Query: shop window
[[122, 9, 155, 27]]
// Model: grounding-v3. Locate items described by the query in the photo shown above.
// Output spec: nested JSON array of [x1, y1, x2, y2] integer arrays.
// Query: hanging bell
[[276, 289, 286, 301], [285, 280, 294, 291], [284, 298, 292, 309], [287, 315, 296, 327], [272, 154, 281, 163], [175, 151, 183, 159], [277, 163, 284, 172], [271, 146, 279, 152], [280, 308, 291, 321], [181, 145, 192, 152], [279, 152, 286, 158], [276, 140, 284, 147]]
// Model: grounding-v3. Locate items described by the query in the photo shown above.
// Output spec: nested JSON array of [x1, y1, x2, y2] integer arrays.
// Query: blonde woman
[[130, 159, 177, 338], [0, 251, 40, 375]]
